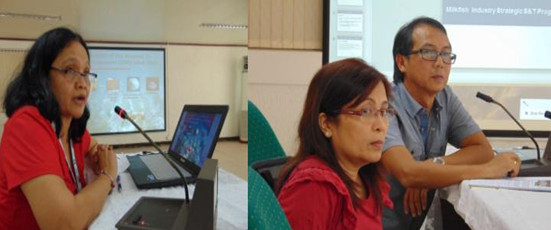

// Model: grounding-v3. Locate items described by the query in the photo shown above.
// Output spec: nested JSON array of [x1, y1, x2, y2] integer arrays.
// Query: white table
[[440, 180, 551, 230], [89, 158, 247, 230]]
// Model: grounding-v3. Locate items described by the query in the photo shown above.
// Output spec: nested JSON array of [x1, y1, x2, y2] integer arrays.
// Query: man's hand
[[401, 158, 433, 217], [484, 152, 521, 178], [403, 187, 428, 217]]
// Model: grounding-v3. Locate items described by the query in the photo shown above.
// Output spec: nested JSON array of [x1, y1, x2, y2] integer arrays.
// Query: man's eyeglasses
[[51, 66, 97, 84], [406, 49, 457, 64], [336, 108, 396, 121]]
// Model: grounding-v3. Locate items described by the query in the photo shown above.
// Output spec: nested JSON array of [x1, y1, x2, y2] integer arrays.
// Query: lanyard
[[59, 138, 82, 192]]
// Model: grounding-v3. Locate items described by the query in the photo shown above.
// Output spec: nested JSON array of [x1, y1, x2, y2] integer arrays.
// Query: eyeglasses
[[336, 107, 396, 121], [407, 49, 457, 64], [51, 66, 97, 84]]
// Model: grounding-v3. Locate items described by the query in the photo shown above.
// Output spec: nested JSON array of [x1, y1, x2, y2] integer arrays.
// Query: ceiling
[[0, 0, 247, 45]]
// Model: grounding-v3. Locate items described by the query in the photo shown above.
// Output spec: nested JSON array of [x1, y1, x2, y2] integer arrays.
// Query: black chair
[[250, 157, 290, 191]]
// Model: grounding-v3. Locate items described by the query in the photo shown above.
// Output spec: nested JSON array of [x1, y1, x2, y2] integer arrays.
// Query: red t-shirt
[[0, 106, 91, 230], [278, 156, 393, 230]]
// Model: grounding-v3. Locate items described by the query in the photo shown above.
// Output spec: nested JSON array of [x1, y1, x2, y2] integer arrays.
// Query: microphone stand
[[476, 92, 540, 161], [123, 112, 190, 204], [476, 92, 551, 176], [492, 100, 540, 161]]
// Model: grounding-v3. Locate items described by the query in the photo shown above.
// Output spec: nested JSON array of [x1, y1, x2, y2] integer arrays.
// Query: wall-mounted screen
[[323, 0, 551, 137], [87, 47, 166, 135]]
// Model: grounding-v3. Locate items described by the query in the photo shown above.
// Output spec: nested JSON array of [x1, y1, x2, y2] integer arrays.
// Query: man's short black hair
[[392, 16, 447, 83]]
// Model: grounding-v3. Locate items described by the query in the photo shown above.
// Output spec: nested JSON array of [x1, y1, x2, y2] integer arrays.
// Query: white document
[[117, 154, 130, 173], [337, 38, 362, 57], [468, 177, 551, 192], [338, 0, 363, 6], [84, 154, 130, 184], [337, 13, 363, 32]]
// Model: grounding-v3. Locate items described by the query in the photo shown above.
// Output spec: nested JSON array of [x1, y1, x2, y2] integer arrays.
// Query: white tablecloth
[[89, 164, 247, 229], [441, 180, 551, 230]]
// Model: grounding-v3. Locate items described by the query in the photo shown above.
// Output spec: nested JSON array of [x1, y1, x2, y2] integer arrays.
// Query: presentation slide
[[443, 0, 551, 69], [325, 0, 551, 135], [87, 47, 166, 135]]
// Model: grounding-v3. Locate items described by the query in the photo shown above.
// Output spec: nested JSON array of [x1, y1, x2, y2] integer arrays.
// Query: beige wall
[[248, 0, 323, 155], [1, 0, 247, 44], [0, 0, 80, 39], [248, 49, 321, 155], [249, 0, 322, 49]]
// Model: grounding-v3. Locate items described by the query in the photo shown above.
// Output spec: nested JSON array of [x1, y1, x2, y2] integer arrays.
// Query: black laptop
[[126, 105, 229, 189]]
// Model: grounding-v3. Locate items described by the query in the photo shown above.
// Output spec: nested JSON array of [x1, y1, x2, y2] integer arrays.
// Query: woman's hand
[[86, 143, 101, 175], [96, 145, 118, 177]]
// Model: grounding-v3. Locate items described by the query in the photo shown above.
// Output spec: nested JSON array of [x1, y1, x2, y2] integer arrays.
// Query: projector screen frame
[[87, 46, 167, 136]]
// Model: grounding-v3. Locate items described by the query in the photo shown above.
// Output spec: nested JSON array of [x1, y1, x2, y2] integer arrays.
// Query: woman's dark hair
[[392, 16, 447, 83], [3, 27, 90, 142], [276, 58, 392, 212]]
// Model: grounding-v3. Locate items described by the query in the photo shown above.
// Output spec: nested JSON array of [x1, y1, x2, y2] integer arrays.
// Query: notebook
[[126, 105, 229, 189]]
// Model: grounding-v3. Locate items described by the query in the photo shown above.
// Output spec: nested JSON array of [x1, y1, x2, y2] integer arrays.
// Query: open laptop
[[126, 105, 229, 189]]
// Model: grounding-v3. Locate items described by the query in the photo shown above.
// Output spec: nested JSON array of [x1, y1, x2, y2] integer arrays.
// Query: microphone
[[475, 92, 494, 103], [545, 110, 551, 120], [114, 106, 129, 119], [114, 106, 190, 203], [476, 92, 541, 161]]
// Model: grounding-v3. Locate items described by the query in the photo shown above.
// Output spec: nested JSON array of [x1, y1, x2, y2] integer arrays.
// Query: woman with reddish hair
[[277, 58, 394, 229]]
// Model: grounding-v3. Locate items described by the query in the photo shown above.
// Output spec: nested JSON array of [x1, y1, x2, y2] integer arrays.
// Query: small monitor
[[544, 132, 551, 160], [173, 158, 218, 230], [168, 105, 228, 175]]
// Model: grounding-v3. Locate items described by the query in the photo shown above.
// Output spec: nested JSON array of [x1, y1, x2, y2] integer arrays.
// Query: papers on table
[[117, 154, 130, 173], [468, 177, 551, 192]]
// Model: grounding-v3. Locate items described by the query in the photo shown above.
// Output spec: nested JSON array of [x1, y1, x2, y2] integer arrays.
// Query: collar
[[395, 82, 443, 118]]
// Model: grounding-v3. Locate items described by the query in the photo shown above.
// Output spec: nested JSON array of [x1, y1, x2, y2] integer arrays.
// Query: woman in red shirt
[[277, 58, 394, 229], [0, 28, 118, 229]]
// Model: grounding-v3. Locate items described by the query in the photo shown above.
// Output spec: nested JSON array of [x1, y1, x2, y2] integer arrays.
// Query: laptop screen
[[168, 105, 228, 172]]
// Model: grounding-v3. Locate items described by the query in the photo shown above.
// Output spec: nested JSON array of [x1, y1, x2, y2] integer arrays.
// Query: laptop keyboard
[[142, 154, 180, 180]]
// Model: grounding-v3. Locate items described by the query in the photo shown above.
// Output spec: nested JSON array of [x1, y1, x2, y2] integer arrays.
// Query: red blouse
[[278, 156, 393, 230], [0, 106, 91, 230]]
